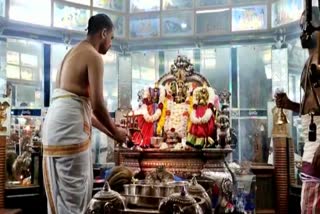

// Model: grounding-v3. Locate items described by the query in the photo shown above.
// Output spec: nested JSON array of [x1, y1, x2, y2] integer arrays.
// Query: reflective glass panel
[[6, 65, 20, 79], [64, 0, 90, 5], [272, 0, 303, 27], [93, 11, 125, 37], [50, 44, 69, 96], [93, 0, 125, 12], [196, 9, 231, 34], [162, 11, 193, 36], [200, 48, 230, 93], [53, 2, 90, 31], [238, 45, 272, 109], [239, 118, 269, 162], [0, 0, 5, 17], [162, 0, 193, 10], [232, 5, 267, 31], [21, 54, 38, 67], [6, 38, 43, 108], [130, 0, 160, 12], [131, 51, 159, 109], [196, 0, 228, 8], [9, 0, 51, 26], [7, 51, 19, 65], [102, 51, 118, 112], [130, 14, 160, 39]]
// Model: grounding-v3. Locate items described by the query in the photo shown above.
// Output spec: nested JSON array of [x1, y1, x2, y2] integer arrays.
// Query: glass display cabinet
[[6, 112, 43, 187]]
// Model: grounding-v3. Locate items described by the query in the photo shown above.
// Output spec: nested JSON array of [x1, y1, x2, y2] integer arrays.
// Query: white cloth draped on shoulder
[[42, 88, 93, 214]]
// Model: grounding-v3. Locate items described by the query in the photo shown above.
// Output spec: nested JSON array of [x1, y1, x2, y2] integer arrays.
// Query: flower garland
[[190, 108, 213, 124], [156, 98, 167, 135], [142, 104, 162, 123], [187, 96, 193, 131], [163, 102, 189, 138]]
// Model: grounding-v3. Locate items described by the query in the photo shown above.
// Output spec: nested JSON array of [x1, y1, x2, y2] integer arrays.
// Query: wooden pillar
[[273, 137, 295, 214], [0, 136, 6, 208]]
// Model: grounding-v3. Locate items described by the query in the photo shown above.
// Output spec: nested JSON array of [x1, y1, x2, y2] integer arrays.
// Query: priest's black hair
[[86, 13, 114, 35]]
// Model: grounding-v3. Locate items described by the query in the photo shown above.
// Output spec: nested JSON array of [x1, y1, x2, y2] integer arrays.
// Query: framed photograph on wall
[[196, 8, 231, 35], [271, 0, 303, 28], [162, 11, 194, 37], [93, 0, 125, 12], [130, 14, 160, 39], [130, 0, 160, 13], [162, 0, 193, 10], [53, 2, 90, 31], [232, 5, 267, 32]]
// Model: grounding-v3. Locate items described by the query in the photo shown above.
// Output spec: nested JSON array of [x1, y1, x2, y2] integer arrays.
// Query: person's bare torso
[[301, 53, 320, 115], [56, 41, 95, 97]]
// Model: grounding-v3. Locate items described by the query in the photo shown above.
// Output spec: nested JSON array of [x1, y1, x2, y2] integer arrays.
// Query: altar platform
[[114, 147, 233, 179]]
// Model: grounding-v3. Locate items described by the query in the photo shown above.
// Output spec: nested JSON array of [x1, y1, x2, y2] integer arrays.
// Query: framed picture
[[272, 0, 303, 28], [232, 5, 267, 31], [130, 14, 160, 39], [196, 9, 231, 35], [162, 11, 194, 36], [196, 0, 228, 8], [130, 0, 160, 13], [162, 0, 193, 10], [93, 0, 125, 12], [53, 2, 90, 31]]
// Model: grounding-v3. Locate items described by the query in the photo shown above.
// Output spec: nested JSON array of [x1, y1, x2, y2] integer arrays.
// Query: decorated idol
[[131, 84, 165, 147], [186, 84, 217, 149]]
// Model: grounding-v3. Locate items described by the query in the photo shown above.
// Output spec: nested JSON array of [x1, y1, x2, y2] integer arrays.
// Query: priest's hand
[[274, 92, 292, 110], [312, 145, 320, 171], [114, 127, 128, 143]]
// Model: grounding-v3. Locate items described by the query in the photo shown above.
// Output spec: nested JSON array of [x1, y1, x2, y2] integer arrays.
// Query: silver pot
[[86, 181, 125, 214], [187, 177, 212, 214], [159, 186, 204, 214]]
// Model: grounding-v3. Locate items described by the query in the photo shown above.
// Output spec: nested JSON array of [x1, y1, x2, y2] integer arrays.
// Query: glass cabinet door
[[0, 0, 5, 17], [6, 39, 44, 108], [6, 114, 43, 187], [9, 0, 51, 26]]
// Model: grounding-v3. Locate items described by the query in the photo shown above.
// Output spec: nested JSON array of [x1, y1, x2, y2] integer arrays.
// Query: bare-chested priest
[[42, 14, 129, 214], [275, 8, 320, 213]]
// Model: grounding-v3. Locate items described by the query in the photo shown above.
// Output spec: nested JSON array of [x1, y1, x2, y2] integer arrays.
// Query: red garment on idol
[[132, 105, 154, 147], [189, 105, 215, 137]]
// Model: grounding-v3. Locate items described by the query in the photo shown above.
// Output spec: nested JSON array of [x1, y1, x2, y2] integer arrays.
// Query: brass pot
[[187, 177, 212, 214], [159, 186, 204, 214], [86, 181, 125, 214]]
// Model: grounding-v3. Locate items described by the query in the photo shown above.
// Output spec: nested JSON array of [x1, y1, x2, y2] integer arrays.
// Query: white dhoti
[[300, 115, 320, 214], [301, 114, 320, 163], [42, 88, 93, 214]]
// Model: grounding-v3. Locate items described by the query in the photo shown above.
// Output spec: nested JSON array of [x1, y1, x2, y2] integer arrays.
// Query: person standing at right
[[275, 7, 320, 213]]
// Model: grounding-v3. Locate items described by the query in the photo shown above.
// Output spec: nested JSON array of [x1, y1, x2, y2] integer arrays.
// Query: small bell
[[276, 108, 289, 125]]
